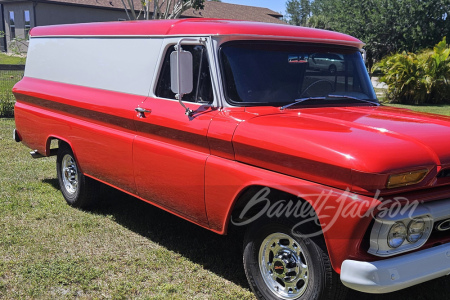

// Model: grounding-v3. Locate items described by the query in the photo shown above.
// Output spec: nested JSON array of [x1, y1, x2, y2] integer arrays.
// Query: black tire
[[328, 65, 337, 75], [243, 222, 346, 300], [56, 143, 99, 208]]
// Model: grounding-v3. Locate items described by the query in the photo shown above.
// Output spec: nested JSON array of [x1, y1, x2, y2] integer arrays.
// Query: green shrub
[[373, 37, 450, 104], [0, 92, 15, 117], [0, 68, 23, 117]]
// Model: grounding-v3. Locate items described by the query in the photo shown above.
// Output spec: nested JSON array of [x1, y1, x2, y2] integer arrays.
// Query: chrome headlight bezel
[[368, 206, 433, 257]]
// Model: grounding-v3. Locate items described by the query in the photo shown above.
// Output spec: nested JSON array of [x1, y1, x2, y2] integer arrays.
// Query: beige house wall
[[1, 2, 132, 52], [35, 3, 130, 26], [2, 2, 34, 52]]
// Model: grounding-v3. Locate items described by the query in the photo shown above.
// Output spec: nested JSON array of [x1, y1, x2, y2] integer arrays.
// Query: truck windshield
[[220, 41, 377, 107]]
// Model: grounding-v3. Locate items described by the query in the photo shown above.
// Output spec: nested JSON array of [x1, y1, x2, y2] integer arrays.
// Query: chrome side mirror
[[360, 48, 367, 63], [170, 49, 193, 96], [170, 46, 194, 116]]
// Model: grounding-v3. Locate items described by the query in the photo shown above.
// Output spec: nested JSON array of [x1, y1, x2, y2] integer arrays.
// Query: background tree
[[306, 14, 331, 29], [302, 0, 450, 66], [285, 0, 311, 26], [122, 0, 205, 20]]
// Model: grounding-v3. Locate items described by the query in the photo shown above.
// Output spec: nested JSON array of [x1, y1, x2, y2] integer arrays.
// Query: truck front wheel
[[56, 144, 99, 208], [243, 222, 346, 300]]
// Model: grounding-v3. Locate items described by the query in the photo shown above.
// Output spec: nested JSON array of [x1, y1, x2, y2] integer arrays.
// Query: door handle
[[135, 107, 151, 117]]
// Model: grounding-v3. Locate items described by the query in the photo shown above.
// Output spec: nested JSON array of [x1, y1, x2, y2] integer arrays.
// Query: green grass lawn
[[384, 103, 450, 116], [0, 119, 254, 299], [1, 117, 450, 299], [0, 52, 26, 65]]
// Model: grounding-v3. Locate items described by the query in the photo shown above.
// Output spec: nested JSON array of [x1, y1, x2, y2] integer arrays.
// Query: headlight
[[369, 203, 438, 257], [407, 217, 425, 243], [387, 222, 407, 248], [387, 169, 428, 189]]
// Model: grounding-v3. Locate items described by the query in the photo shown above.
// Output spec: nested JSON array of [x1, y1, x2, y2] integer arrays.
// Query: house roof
[[182, 2, 285, 24], [0, 0, 285, 24], [29, 18, 364, 49]]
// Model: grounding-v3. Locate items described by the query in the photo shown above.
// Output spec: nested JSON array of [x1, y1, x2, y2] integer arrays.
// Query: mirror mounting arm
[[175, 38, 199, 118], [175, 93, 194, 116]]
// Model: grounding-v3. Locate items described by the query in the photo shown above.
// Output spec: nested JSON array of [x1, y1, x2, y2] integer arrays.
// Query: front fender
[[205, 155, 380, 273]]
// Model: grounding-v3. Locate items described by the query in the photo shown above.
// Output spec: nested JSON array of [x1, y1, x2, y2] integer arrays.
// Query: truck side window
[[156, 45, 213, 104]]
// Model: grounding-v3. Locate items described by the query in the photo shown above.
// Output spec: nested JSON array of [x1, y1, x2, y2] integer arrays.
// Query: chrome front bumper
[[340, 243, 450, 293]]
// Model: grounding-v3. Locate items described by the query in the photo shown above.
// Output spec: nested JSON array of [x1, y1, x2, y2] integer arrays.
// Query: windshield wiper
[[327, 95, 380, 106], [280, 97, 327, 110], [280, 95, 379, 110]]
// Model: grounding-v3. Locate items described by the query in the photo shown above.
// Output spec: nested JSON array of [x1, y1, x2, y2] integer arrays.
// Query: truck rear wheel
[[56, 144, 99, 208], [328, 65, 337, 74], [243, 222, 346, 300]]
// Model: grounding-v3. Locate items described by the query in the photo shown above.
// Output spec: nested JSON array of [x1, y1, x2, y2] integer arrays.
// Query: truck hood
[[232, 106, 450, 194]]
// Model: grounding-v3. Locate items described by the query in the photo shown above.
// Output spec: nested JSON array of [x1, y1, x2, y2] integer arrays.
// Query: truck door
[[132, 41, 218, 225]]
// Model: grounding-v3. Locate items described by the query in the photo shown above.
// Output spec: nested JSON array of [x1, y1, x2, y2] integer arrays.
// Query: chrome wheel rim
[[258, 232, 309, 299], [61, 154, 78, 195]]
